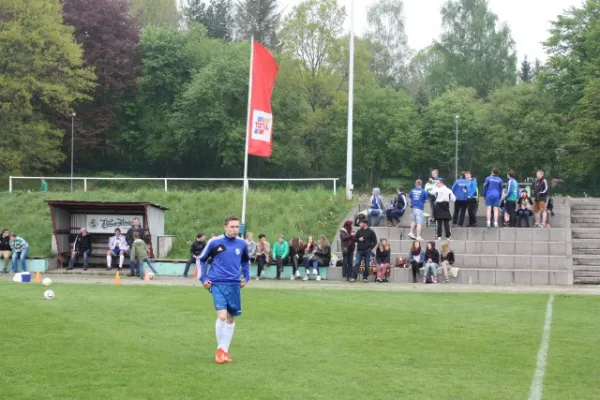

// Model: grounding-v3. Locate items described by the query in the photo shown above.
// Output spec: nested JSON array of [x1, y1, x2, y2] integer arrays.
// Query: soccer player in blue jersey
[[483, 168, 503, 228], [198, 216, 250, 364]]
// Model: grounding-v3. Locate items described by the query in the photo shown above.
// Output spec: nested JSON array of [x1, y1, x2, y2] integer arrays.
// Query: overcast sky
[[280, 0, 580, 62]]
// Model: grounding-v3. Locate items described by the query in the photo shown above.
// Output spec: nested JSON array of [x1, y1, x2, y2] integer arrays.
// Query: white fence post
[[164, 179, 168, 192], [84, 178, 87, 192], [9, 176, 12, 193], [333, 179, 337, 196]]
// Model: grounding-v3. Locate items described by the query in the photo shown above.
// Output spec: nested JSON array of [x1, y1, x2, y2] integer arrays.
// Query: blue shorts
[[485, 196, 500, 207], [211, 284, 242, 317], [412, 208, 424, 224]]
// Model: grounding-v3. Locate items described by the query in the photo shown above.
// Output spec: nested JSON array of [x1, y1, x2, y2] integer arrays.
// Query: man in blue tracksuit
[[386, 185, 408, 227], [199, 216, 250, 364], [451, 172, 469, 227], [483, 168, 503, 228], [465, 171, 479, 227], [504, 170, 519, 227]]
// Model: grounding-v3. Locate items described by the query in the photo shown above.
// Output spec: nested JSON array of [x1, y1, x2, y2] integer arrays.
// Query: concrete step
[[573, 267, 600, 284], [383, 240, 566, 256], [570, 223, 600, 229], [571, 240, 600, 249], [570, 209, 600, 215], [573, 255, 600, 265], [572, 248, 600, 256], [389, 268, 569, 285], [572, 228, 600, 239], [365, 227, 566, 243], [571, 216, 600, 223]]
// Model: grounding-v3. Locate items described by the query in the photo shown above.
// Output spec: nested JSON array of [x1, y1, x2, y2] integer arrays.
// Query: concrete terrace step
[[384, 240, 566, 256], [573, 267, 600, 284], [373, 253, 567, 270], [571, 240, 600, 250], [572, 248, 600, 256], [571, 216, 600, 223], [368, 227, 566, 243], [570, 209, 600, 216], [572, 255, 600, 266], [572, 228, 600, 239], [389, 268, 569, 285]]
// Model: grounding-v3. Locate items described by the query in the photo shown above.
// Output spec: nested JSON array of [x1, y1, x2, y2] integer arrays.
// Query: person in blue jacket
[[451, 172, 469, 227], [483, 168, 503, 228], [199, 216, 250, 364], [465, 171, 479, 227]]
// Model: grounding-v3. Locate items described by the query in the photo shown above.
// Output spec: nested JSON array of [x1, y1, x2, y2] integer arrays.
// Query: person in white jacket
[[106, 228, 129, 271], [431, 178, 456, 240]]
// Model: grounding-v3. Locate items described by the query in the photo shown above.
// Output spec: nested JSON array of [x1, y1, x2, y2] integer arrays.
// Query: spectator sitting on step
[[517, 190, 534, 227], [375, 239, 391, 283], [0, 229, 11, 274], [408, 240, 424, 283], [386, 186, 408, 227], [301, 235, 316, 277], [246, 232, 257, 263], [439, 242, 455, 284], [131, 231, 158, 280], [304, 235, 330, 282], [255, 234, 270, 280], [9, 233, 29, 273], [367, 187, 386, 226], [182, 233, 206, 278], [67, 228, 92, 271], [272, 234, 290, 280], [107, 228, 128, 272], [422, 241, 440, 283], [289, 236, 303, 280]]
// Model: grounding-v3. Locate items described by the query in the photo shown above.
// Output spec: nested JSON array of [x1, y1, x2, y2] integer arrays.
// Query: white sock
[[107, 255, 112, 267], [119, 255, 124, 268], [486, 220, 491, 225], [222, 322, 235, 352], [215, 319, 227, 349]]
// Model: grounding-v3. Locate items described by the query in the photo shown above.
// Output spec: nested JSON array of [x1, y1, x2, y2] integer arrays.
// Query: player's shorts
[[111, 247, 121, 255], [211, 284, 242, 317], [485, 196, 500, 207], [411, 208, 424, 224], [533, 200, 547, 213]]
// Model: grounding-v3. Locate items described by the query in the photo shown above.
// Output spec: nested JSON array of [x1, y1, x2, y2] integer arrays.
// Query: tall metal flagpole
[[241, 36, 255, 226], [346, 0, 355, 200]]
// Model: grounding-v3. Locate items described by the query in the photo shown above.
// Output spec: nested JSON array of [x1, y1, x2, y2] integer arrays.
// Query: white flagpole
[[241, 36, 255, 227], [346, 0, 355, 200]]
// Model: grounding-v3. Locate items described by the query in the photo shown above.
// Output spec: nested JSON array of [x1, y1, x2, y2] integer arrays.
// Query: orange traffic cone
[[144, 267, 150, 282], [34, 271, 41, 283], [190, 265, 196, 279], [114, 271, 121, 285]]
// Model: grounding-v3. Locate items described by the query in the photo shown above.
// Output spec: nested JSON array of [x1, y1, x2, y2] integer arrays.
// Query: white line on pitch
[[528, 294, 555, 400]]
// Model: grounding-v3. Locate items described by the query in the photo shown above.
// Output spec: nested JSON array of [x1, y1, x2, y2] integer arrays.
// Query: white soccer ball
[[42, 277, 52, 286], [44, 290, 55, 300]]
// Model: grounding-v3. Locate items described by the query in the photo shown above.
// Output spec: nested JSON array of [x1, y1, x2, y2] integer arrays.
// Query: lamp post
[[455, 115, 459, 181], [71, 111, 76, 193], [345, 0, 355, 200]]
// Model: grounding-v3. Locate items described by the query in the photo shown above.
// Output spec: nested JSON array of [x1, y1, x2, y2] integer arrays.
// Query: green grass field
[[0, 187, 351, 258], [0, 282, 598, 400]]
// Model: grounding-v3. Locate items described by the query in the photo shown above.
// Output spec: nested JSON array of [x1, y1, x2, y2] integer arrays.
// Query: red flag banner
[[247, 41, 279, 158]]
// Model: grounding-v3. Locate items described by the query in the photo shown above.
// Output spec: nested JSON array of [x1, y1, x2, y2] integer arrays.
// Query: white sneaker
[[316, 276, 322, 281], [290, 275, 295, 280], [303, 276, 309, 281], [312, 268, 318, 275], [408, 232, 416, 240], [255, 276, 260, 281], [416, 236, 424, 241], [295, 270, 300, 277]]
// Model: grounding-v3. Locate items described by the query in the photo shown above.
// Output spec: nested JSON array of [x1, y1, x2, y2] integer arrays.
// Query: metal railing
[[8, 176, 339, 195]]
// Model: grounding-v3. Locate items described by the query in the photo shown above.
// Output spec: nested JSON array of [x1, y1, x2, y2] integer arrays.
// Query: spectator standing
[[289, 236, 303, 280], [504, 170, 519, 227], [131, 231, 158, 279], [386, 186, 408, 227], [126, 218, 145, 277], [40, 177, 48, 192], [408, 241, 424, 283], [375, 239, 391, 283], [425, 169, 439, 224], [182, 233, 206, 278], [9, 233, 29, 273], [422, 242, 440, 283], [452, 172, 469, 227], [339, 221, 355, 281], [439, 243, 455, 283], [407, 179, 428, 241], [272, 235, 290, 280], [431, 178, 456, 240], [351, 219, 377, 283], [466, 172, 479, 227], [255, 234, 270, 280], [0, 229, 11, 274], [517, 190, 534, 227], [532, 170, 550, 228], [483, 168, 503, 228], [367, 188, 386, 226], [67, 228, 92, 271]]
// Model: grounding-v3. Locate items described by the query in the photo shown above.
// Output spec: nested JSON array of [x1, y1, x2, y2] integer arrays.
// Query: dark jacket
[[354, 228, 377, 251], [74, 234, 92, 253], [313, 244, 331, 266], [0, 235, 10, 251], [126, 226, 145, 247], [190, 240, 206, 257], [340, 228, 355, 253], [376, 247, 391, 264], [424, 242, 440, 264], [533, 178, 549, 202], [441, 250, 455, 265]]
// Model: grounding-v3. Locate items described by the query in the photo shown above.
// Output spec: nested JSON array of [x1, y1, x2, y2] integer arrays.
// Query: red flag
[[247, 41, 279, 158]]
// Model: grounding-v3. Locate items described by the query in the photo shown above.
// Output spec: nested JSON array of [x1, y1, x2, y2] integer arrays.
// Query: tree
[[131, 0, 180, 28], [427, 0, 517, 98], [518, 56, 533, 83], [235, 0, 280, 48], [185, 0, 233, 40], [364, 0, 411, 90], [0, 0, 95, 174], [62, 0, 141, 170]]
